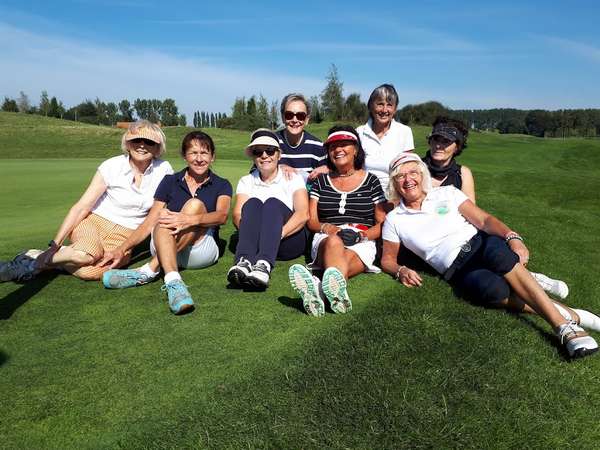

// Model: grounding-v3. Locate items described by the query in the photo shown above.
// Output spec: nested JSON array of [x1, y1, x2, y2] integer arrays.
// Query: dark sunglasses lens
[[284, 111, 307, 121], [252, 148, 277, 157], [132, 138, 157, 146]]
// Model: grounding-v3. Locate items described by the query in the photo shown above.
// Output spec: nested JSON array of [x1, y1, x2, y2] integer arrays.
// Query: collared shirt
[[357, 119, 415, 193], [276, 130, 327, 182], [154, 168, 232, 239], [236, 169, 306, 211], [382, 186, 477, 274], [92, 154, 173, 229]]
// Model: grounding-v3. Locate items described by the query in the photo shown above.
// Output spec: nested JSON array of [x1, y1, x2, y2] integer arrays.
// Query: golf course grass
[[1, 112, 600, 449]]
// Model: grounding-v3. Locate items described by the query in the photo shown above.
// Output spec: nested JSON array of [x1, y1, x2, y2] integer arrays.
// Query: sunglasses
[[251, 147, 278, 157], [130, 138, 159, 146], [284, 111, 307, 121]]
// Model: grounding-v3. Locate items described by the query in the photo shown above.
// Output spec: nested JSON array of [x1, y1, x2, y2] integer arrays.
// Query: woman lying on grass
[[100, 131, 232, 315], [0, 120, 173, 283], [381, 153, 600, 359], [423, 116, 570, 300], [289, 125, 386, 316], [227, 129, 309, 290]]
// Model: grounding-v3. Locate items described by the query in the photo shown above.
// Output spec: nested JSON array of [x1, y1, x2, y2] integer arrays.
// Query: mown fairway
[[1, 112, 600, 449]]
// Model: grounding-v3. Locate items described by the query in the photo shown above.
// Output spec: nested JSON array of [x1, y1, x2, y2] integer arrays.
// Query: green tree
[[118, 100, 134, 121], [343, 93, 368, 122], [2, 97, 18, 112], [17, 91, 31, 113], [39, 90, 50, 116], [160, 98, 179, 126], [320, 64, 344, 121], [309, 96, 323, 123]]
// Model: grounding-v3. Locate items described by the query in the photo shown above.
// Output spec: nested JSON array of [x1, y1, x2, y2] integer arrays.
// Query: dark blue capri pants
[[235, 197, 308, 268], [447, 232, 520, 304]]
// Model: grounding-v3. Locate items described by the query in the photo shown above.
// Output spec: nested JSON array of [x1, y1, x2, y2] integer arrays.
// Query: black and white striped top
[[310, 172, 385, 227]]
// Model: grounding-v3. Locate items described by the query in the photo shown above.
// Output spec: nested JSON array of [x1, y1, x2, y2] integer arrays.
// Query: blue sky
[[1, 0, 599, 121]]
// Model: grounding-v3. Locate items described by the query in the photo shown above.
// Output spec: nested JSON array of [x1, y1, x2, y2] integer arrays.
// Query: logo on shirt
[[436, 201, 449, 215]]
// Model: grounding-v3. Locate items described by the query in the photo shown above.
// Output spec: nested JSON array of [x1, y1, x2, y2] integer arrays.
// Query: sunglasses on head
[[131, 138, 158, 146], [251, 147, 278, 157], [284, 111, 307, 121]]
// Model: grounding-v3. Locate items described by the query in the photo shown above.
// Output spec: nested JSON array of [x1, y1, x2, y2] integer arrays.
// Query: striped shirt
[[310, 172, 385, 227], [276, 130, 327, 182]]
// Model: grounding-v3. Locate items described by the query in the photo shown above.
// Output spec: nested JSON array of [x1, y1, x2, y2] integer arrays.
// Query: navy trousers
[[235, 197, 308, 267]]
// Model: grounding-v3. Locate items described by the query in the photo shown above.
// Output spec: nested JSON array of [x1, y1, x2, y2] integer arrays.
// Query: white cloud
[[541, 35, 600, 63], [0, 22, 325, 119]]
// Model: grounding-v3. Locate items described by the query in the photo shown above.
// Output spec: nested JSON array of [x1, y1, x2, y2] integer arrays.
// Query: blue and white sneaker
[[102, 269, 154, 289], [162, 279, 194, 315], [289, 264, 324, 317], [321, 267, 352, 314]]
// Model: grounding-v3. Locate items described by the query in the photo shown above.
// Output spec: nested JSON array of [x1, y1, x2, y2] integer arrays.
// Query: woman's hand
[[99, 247, 126, 269], [158, 209, 191, 235], [279, 164, 297, 180], [307, 165, 329, 181], [396, 266, 422, 288], [508, 239, 530, 266]]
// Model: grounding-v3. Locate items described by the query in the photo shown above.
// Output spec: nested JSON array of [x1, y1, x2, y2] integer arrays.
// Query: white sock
[[573, 309, 600, 332], [164, 271, 182, 284], [139, 263, 159, 279], [553, 303, 573, 322]]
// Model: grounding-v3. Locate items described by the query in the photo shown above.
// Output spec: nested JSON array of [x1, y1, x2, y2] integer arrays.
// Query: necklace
[[283, 130, 303, 149], [336, 170, 355, 178]]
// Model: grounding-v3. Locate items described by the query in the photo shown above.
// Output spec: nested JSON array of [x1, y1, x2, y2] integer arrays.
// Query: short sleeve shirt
[[382, 186, 477, 274], [154, 168, 233, 239], [310, 172, 385, 227], [236, 169, 306, 211], [357, 119, 415, 193], [92, 155, 174, 229]]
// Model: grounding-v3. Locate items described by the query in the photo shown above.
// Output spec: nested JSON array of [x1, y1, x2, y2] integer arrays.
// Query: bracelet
[[395, 265, 406, 280], [505, 232, 523, 243]]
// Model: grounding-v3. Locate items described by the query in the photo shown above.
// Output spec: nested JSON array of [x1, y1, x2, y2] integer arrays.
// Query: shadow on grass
[[277, 295, 305, 313], [0, 350, 8, 367], [0, 272, 59, 320]]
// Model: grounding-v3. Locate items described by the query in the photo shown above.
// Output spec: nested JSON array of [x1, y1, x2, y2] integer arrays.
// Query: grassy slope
[[1, 113, 600, 449]]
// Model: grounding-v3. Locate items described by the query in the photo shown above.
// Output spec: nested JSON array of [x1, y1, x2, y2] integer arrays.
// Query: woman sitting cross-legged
[[227, 129, 309, 289], [101, 131, 232, 314], [423, 116, 569, 300], [380, 152, 600, 359], [288, 125, 386, 316]]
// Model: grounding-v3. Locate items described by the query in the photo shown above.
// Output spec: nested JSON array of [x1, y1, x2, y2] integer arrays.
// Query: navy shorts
[[447, 232, 520, 304]]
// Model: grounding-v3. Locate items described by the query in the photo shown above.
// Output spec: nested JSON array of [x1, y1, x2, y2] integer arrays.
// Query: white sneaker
[[288, 264, 324, 317], [226, 257, 253, 287], [557, 321, 598, 358], [532, 272, 569, 299], [247, 260, 271, 288]]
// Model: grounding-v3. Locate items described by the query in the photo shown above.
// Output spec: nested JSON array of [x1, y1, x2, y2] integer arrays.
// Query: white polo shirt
[[236, 169, 306, 211], [92, 154, 173, 229], [382, 186, 477, 274], [357, 119, 415, 193]]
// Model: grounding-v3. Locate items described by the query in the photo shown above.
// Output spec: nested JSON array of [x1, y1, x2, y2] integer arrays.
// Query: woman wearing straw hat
[[227, 129, 309, 289], [0, 120, 173, 282]]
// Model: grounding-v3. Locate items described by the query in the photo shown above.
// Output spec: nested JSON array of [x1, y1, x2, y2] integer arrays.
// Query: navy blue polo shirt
[[154, 168, 232, 238]]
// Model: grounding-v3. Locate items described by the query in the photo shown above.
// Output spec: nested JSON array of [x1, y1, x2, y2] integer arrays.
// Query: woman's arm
[[460, 165, 476, 204], [232, 194, 249, 229], [362, 202, 386, 241], [51, 171, 108, 245], [307, 197, 340, 235], [99, 200, 166, 268], [459, 199, 529, 265], [381, 239, 422, 287], [281, 189, 309, 238], [158, 195, 231, 235]]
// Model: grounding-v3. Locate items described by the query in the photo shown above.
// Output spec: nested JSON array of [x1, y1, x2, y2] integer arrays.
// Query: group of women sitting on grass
[[2, 85, 599, 359]]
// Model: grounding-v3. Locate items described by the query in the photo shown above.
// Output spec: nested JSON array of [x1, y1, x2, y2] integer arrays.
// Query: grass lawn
[[1, 114, 600, 448]]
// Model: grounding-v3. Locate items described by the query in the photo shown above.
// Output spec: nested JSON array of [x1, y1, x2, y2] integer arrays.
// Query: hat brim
[[428, 131, 457, 142]]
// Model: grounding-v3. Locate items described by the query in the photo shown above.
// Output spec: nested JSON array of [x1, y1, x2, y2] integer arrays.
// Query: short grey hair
[[386, 159, 432, 202], [367, 84, 399, 119], [280, 93, 311, 118], [121, 119, 167, 157]]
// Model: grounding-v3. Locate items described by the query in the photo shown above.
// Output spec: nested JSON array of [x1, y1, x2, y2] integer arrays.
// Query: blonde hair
[[386, 159, 432, 202], [121, 119, 167, 157]]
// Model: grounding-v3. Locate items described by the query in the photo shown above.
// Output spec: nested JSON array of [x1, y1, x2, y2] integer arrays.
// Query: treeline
[[1, 91, 188, 126], [219, 64, 370, 131], [193, 111, 227, 128], [398, 101, 600, 138]]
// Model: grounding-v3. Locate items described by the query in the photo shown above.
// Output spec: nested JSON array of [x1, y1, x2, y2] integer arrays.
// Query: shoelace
[[559, 320, 582, 344]]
